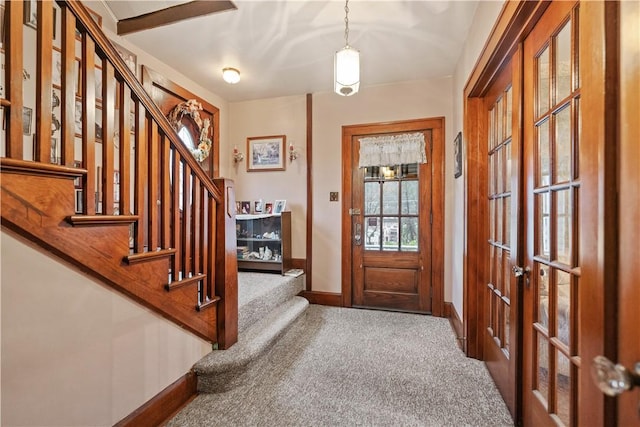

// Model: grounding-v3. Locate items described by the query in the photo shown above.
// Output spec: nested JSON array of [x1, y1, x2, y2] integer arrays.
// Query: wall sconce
[[289, 143, 298, 162], [233, 146, 244, 163]]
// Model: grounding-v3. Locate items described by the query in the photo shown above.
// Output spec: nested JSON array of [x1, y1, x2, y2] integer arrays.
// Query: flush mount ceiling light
[[334, 0, 360, 96], [222, 67, 241, 84]]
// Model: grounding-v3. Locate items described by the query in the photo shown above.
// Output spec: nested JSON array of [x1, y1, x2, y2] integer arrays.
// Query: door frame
[[463, 0, 622, 424], [341, 117, 445, 317]]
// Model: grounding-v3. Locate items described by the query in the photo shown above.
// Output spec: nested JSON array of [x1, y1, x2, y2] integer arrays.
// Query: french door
[[483, 57, 519, 418], [522, 2, 581, 425]]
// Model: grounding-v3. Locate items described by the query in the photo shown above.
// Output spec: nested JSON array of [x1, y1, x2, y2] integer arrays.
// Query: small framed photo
[[274, 200, 287, 214], [74, 189, 83, 213], [111, 40, 137, 77], [74, 100, 82, 135], [265, 203, 273, 214], [23, 0, 37, 30], [247, 135, 286, 172], [73, 161, 82, 188], [22, 106, 33, 135], [254, 200, 263, 213], [240, 201, 251, 214], [454, 131, 463, 179], [85, 5, 102, 28], [1, 4, 6, 51]]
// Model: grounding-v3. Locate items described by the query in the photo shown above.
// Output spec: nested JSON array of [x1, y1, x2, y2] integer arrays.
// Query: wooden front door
[[482, 56, 520, 418], [522, 2, 581, 425], [342, 118, 443, 314]]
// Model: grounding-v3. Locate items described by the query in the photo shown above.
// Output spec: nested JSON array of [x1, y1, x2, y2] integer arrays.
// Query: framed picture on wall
[[454, 131, 462, 179], [247, 135, 286, 172]]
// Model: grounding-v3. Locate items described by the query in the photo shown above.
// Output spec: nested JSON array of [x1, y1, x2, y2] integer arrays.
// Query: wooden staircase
[[0, 0, 237, 348]]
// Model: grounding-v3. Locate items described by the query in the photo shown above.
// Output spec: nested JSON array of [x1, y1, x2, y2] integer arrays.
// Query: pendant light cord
[[344, 0, 350, 47]]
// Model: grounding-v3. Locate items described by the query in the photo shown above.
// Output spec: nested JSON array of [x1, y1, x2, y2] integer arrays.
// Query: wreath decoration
[[167, 99, 212, 162]]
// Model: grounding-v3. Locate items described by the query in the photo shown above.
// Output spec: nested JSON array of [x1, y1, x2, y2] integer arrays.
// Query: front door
[[522, 2, 581, 425], [342, 118, 443, 313]]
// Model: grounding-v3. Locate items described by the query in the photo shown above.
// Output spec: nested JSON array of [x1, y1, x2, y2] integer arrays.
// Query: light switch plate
[[329, 192, 339, 202]]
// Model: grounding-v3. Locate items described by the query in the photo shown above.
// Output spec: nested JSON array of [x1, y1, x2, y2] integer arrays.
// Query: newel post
[[213, 178, 238, 349]]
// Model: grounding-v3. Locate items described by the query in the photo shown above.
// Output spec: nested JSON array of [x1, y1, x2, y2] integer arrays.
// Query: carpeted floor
[[168, 305, 514, 427]]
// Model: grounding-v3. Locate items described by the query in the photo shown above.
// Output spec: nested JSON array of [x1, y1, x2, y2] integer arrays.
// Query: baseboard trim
[[300, 291, 342, 307], [114, 371, 197, 427], [291, 258, 307, 270], [444, 302, 466, 352]]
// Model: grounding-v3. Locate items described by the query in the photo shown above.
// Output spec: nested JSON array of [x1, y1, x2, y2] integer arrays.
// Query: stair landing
[[194, 272, 308, 392]]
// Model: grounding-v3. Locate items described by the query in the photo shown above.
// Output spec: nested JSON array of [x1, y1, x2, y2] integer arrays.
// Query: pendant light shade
[[334, 0, 360, 96], [334, 46, 360, 96]]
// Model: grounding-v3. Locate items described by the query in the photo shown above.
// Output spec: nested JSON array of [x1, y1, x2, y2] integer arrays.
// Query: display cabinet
[[236, 212, 291, 273]]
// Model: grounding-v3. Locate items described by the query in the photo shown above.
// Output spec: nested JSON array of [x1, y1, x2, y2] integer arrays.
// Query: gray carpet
[[238, 272, 305, 334], [169, 306, 513, 427]]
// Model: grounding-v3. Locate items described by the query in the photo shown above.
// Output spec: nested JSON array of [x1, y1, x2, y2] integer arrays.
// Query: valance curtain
[[358, 132, 427, 168]]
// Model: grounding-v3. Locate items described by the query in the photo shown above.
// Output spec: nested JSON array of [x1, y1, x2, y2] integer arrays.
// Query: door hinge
[[349, 208, 361, 216]]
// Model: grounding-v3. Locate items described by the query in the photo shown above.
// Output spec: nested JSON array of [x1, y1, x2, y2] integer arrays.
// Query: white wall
[[1, 231, 211, 426], [225, 95, 308, 259], [450, 1, 505, 318], [311, 78, 453, 294]]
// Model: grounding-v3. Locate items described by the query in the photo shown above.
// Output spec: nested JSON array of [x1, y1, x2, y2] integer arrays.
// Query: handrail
[[61, 0, 223, 203]]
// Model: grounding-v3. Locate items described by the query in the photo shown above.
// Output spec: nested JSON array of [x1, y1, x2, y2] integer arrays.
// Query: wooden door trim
[[341, 117, 445, 317], [578, 1, 621, 423]]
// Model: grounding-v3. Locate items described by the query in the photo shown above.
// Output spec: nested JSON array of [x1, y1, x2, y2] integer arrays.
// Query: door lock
[[354, 222, 362, 246]]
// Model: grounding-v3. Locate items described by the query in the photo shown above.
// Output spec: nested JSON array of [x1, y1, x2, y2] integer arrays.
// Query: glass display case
[[236, 212, 291, 273]]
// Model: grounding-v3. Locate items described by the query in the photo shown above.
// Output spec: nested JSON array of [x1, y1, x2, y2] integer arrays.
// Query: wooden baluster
[[118, 85, 132, 215], [160, 134, 171, 249], [182, 162, 192, 278], [148, 120, 159, 251], [193, 179, 202, 277], [134, 102, 147, 251], [102, 61, 115, 214], [207, 196, 217, 303], [200, 194, 210, 300], [61, 6, 76, 167], [81, 33, 96, 215], [171, 149, 182, 280], [35, 1, 53, 164], [5, 0, 24, 159]]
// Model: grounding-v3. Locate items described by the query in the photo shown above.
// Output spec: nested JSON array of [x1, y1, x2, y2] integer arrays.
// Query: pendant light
[[334, 0, 360, 96]]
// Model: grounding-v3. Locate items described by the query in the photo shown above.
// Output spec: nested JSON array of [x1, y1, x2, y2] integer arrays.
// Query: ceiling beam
[[117, 1, 236, 36]]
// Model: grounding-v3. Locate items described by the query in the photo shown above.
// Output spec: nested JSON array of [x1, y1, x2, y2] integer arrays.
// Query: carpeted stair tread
[[237, 272, 305, 334], [194, 296, 309, 391]]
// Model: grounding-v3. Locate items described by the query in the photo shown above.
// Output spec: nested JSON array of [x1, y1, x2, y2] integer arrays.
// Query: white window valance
[[358, 132, 427, 168]]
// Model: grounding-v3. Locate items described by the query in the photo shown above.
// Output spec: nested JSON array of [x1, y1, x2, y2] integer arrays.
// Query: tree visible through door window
[[363, 163, 419, 251]]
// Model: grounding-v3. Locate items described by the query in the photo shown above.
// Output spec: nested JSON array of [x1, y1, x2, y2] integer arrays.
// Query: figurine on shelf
[[263, 247, 272, 260]]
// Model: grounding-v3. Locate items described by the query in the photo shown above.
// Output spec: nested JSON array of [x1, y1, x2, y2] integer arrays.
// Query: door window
[[363, 164, 419, 252]]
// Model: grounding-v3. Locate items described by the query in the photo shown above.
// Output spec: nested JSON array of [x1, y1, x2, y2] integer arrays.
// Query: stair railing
[[0, 0, 237, 348]]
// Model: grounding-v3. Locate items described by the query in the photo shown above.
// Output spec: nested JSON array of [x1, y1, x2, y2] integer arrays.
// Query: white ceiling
[[103, 1, 480, 103]]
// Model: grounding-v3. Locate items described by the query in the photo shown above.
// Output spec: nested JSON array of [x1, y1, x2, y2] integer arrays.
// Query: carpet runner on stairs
[[194, 272, 308, 392]]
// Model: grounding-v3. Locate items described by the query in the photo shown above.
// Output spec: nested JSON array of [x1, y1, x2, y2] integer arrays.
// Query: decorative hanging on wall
[[358, 132, 427, 168], [167, 99, 212, 162]]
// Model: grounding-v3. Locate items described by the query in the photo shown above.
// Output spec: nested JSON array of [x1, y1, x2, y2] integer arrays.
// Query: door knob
[[591, 355, 640, 397], [512, 265, 530, 277]]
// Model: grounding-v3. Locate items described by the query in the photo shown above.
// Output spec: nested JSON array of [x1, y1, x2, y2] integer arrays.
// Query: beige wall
[[450, 1, 505, 319], [1, 232, 211, 426], [224, 96, 308, 259]]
